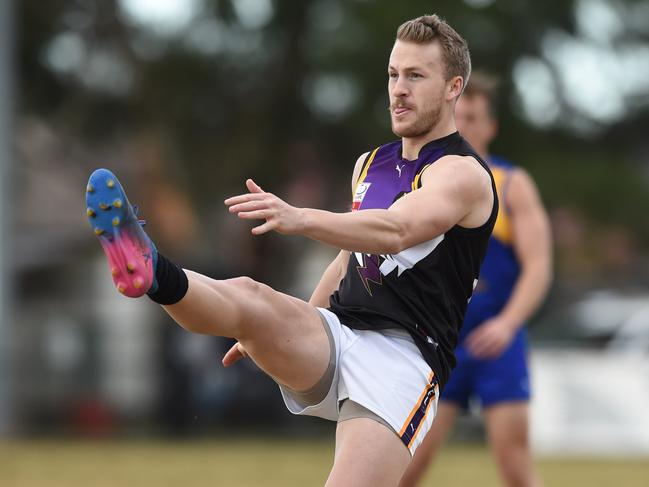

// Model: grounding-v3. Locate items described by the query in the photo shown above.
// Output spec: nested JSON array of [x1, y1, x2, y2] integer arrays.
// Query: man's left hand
[[465, 318, 516, 359], [225, 179, 304, 235]]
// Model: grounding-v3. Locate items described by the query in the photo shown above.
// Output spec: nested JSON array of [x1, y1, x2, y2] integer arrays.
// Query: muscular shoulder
[[421, 155, 492, 198], [418, 155, 494, 228]]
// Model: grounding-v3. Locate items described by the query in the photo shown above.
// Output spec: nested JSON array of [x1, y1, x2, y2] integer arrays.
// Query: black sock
[[147, 253, 189, 305]]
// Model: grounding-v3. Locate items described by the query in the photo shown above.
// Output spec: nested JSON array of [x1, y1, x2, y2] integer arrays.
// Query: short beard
[[391, 103, 442, 138]]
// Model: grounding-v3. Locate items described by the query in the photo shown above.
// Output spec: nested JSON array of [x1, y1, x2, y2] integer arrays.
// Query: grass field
[[1, 439, 648, 486]]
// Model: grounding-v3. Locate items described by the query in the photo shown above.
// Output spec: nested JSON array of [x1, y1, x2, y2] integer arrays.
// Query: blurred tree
[[17, 0, 649, 248]]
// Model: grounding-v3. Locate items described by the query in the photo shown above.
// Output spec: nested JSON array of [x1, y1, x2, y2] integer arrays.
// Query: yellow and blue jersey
[[459, 156, 520, 341], [444, 156, 531, 408]]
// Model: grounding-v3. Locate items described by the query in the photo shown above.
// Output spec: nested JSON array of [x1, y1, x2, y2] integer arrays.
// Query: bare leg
[[86, 170, 406, 481], [398, 402, 460, 486], [325, 418, 411, 487], [484, 402, 542, 487], [86, 169, 330, 394], [162, 270, 331, 392]]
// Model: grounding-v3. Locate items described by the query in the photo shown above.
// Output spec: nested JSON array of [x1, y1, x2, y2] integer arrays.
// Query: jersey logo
[[396, 163, 405, 178], [352, 182, 371, 211], [378, 234, 445, 276], [356, 253, 383, 296], [354, 234, 445, 295]]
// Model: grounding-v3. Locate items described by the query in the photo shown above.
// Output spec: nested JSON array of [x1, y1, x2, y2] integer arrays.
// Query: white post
[[0, 0, 15, 435]]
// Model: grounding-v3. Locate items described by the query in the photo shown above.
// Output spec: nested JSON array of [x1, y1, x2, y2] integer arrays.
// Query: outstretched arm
[[225, 155, 493, 255], [466, 169, 553, 359], [223, 151, 367, 364]]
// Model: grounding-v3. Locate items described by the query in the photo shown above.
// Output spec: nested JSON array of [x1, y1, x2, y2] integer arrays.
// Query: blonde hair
[[396, 14, 471, 89]]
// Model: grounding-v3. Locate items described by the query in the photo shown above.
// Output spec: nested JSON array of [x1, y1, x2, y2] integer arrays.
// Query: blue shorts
[[442, 330, 530, 409]]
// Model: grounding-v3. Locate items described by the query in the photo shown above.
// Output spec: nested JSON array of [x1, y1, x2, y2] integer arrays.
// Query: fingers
[[476, 346, 500, 359], [228, 200, 268, 214], [222, 345, 243, 367], [227, 198, 274, 222], [238, 210, 272, 220], [222, 342, 248, 367], [469, 341, 493, 358], [251, 221, 275, 235], [464, 330, 482, 350], [467, 334, 501, 359], [224, 192, 266, 206], [470, 344, 493, 359], [223, 179, 265, 206], [465, 330, 490, 357], [224, 179, 279, 235], [246, 178, 264, 193]]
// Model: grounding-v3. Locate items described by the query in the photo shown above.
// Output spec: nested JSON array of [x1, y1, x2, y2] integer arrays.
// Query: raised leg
[[164, 271, 331, 391], [86, 168, 331, 393]]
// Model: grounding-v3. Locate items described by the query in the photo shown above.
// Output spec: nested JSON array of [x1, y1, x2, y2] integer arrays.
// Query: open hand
[[224, 179, 304, 235]]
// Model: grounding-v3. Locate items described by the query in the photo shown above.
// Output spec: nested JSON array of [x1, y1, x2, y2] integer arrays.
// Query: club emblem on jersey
[[352, 182, 371, 211], [356, 253, 384, 295], [354, 234, 445, 296]]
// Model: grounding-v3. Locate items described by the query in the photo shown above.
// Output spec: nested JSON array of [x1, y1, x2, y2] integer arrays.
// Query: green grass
[[0, 439, 647, 486]]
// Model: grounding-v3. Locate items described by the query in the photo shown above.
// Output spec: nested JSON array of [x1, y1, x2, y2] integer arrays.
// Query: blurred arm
[[466, 168, 553, 359], [495, 168, 553, 331]]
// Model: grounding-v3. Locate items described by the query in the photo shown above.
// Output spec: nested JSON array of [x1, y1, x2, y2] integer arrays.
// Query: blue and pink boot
[[85, 169, 158, 297]]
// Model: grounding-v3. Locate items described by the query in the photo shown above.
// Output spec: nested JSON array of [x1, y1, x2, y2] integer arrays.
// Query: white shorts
[[279, 308, 439, 455]]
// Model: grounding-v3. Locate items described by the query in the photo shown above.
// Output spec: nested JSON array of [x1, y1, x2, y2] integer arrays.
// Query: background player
[[399, 73, 553, 487], [86, 15, 497, 487]]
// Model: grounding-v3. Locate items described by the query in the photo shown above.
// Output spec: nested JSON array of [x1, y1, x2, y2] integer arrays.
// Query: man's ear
[[447, 76, 464, 101]]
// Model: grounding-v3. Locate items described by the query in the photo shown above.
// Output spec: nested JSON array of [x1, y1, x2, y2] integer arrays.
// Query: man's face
[[455, 94, 497, 150], [388, 40, 448, 139]]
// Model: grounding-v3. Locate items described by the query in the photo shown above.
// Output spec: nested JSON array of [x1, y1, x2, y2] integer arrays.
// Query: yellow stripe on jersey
[[352, 147, 380, 196], [411, 163, 432, 191], [490, 166, 513, 245]]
